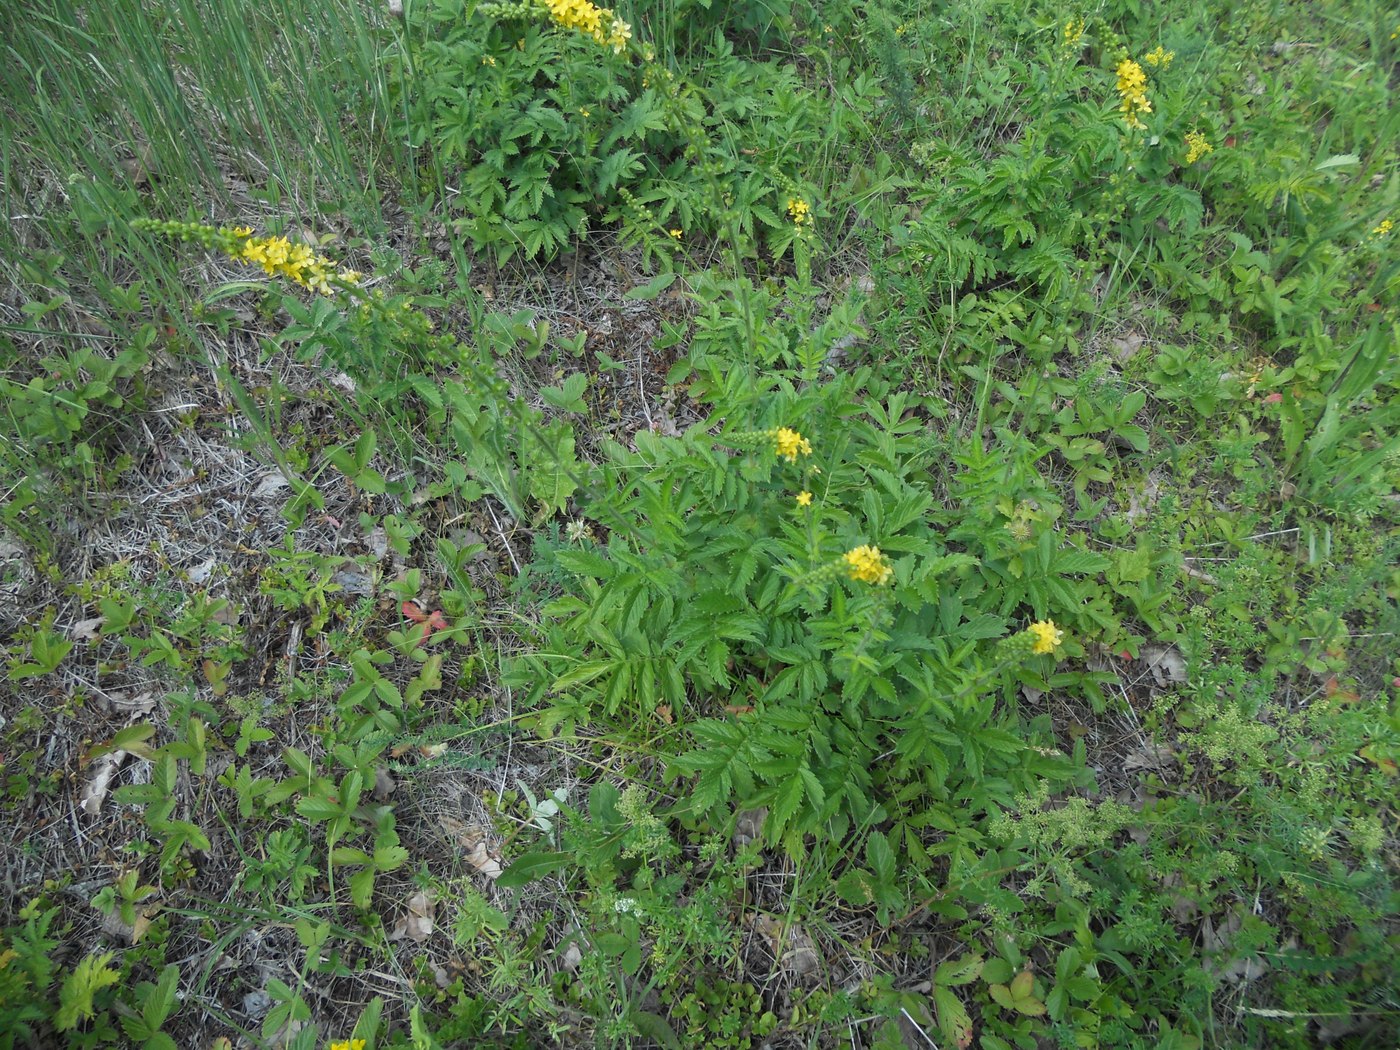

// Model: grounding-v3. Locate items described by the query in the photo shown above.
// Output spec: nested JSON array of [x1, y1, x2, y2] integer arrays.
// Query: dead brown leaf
[[251, 472, 290, 499], [80, 751, 128, 816], [559, 940, 584, 972], [1202, 910, 1268, 984], [1110, 331, 1145, 363], [752, 913, 819, 975], [1141, 644, 1188, 686], [1123, 742, 1177, 774], [100, 901, 161, 945], [372, 766, 397, 802], [733, 808, 767, 850], [439, 816, 504, 880], [70, 617, 105, 641], [390, 890, 435, 943]]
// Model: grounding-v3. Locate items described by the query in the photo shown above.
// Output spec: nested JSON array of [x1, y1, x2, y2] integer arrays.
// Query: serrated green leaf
[[495, 850, 569, 889]]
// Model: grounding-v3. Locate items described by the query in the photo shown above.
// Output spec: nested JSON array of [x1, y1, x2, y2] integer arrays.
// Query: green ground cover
[[1, 0, 1397, 1046]]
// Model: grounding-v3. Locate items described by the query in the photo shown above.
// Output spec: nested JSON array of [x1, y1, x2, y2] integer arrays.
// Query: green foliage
[[1, 0, 1397, 1047], [394, 0, 855, 264]]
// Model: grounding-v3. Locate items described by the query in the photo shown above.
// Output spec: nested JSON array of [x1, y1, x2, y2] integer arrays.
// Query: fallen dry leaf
[[1141, 644, 1188, 686], [465, 840, 504, 881], [80, 751, 128, 816], [559, 940, 584, 972], [100, 900, 161, 945], [751, 913, 819, 975], [733, 807, 767, 850], [1110, 331, 1145, 363], [187, 557, 216, 584], [1123, 742, 1177, 774], [101, 690, 156, 715], [70, 617, 104, 641], [251, 472, 290, 499], [439, 816, 504, 880], [1202, 910, 1268, 984], [373, 766, 397, 802], [390, 890, 435, 943]]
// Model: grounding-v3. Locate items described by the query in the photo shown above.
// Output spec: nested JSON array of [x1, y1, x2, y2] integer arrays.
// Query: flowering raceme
[[1185, 130, 1213, 164], [1061, 18, 1085, 55], [768, 427, 813, 462], [844, 545, 893, 586], [129, 219, 360, 296], [541, 0, 631, 52], [1143, 45, 1174, 68], [1115, 58, 1151, 130], [1028, 619, 1065, 655]]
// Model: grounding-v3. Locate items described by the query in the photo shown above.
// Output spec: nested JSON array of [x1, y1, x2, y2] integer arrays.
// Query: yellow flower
[[230, 232, 355, 296], [1028, 620, 1065, 655], [844, 545, 893, 586], [770, 427, 812, 462], [786, 197, 812, 226], [668, 228, 682, 240], [795, 491, 813, 507], [543, 0, 630, 52], [1115, 58, 1151, 130], [329, 1041, 366, 1050], [1372, 218, 1394, 237], [482, 55, 496, 66], [1185, 130, 1213, 164], [1143, 45, 1174, 68], [1061, 18, 1085, 53], [231, 226, 253, 238], [606, 15, 632, 53]]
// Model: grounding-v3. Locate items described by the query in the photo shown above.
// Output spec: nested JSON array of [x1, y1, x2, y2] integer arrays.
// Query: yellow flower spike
[[844, 545, 893, 586], [1028, 620, 1065, 656], [1143, 45, 1174, 68], [786, 197, 812, 226], [795, 491, 813, 508], [770, 427, 813, 462], [1185, 130, 1213, 164], [1115, 58, 1151, 130]]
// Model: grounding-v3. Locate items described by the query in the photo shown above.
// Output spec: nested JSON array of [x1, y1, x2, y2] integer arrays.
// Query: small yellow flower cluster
[[795, 490, 813, 508], [329, 1041, 366, 1050], [786, 197, 812, 226], [1372, 218, 1394, 237], [1062, 18, 1085, 54], [844, 545, 893, 586], [128, 219, 359, 296], [236, 233, 360, 296], [1115, 58, 1152, 130], [768, 427, 813, 462], [1185, 130, 1213, 164], [542, 0, 631, 53], [1143, 45, 1174, 68], [668, 228, 682, 240], [482, 54, 497, 66], [1028, 619, 1065, 655]]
